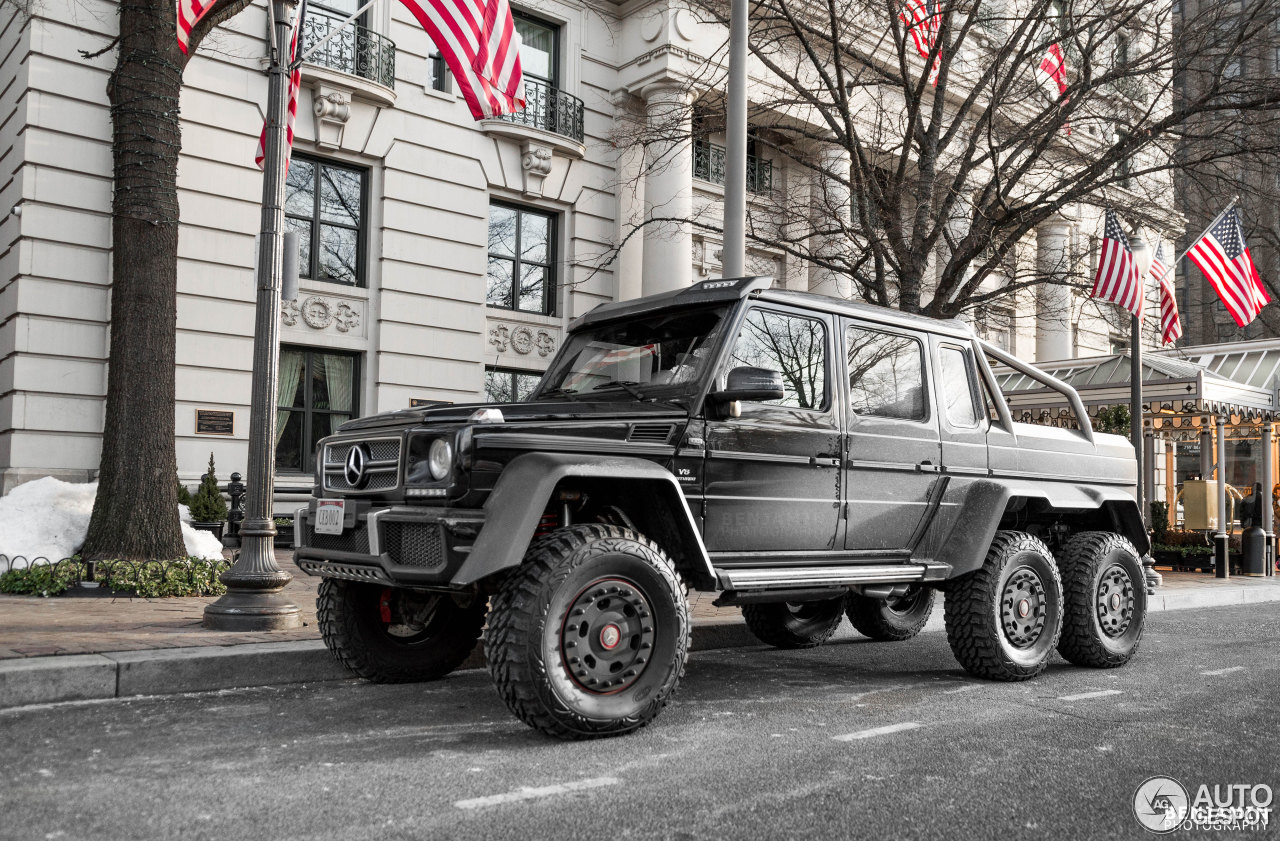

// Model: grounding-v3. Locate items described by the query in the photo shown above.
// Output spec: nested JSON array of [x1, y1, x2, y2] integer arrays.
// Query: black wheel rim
[[885, 586, 925, 616], [377, 588, 444, 645], [560, 577, 654, 695], [1000, 566, 1047, 649], [1095, 562, 1136, 638]]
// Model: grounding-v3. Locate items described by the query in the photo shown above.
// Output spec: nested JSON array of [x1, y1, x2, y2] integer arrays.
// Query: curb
[[2, 584, 1278, 711]]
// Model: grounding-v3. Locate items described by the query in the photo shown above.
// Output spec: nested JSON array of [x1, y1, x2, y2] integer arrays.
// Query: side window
[[939, 345, 981, 427], [846, 325, 926, 420], [726, 309, 827, 410]]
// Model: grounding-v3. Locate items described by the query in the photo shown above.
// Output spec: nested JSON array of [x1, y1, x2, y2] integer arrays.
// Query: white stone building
[[0, 0, 1172, 496]]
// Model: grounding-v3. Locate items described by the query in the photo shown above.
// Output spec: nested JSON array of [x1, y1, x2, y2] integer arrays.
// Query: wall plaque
[[195, 409, 234, 436]]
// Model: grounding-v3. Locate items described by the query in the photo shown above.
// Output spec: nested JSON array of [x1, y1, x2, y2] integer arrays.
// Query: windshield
[[534, 305, 730, 400]]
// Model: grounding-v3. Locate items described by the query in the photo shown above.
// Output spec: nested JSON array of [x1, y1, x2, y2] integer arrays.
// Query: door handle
[[917, 460, 939, 473]]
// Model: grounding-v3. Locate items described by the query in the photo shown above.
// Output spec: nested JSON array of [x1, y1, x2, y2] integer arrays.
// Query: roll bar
[[978, 340, 1095, 445]]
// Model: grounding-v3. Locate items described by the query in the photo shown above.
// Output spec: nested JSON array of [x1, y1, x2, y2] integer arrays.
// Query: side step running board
[[716, 564, 927, 590]]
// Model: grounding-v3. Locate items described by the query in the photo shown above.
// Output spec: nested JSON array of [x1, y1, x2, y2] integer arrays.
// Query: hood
[[337, 399, 691, 432]]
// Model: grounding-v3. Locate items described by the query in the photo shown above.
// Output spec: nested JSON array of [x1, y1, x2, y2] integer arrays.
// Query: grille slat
[[383, 522, 446, 570], [628, 423, 675, 444], [302, 522, 371, 555], [323, 437, 402, 494]]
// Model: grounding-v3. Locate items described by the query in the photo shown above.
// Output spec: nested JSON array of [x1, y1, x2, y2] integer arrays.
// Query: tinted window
[[846, 326, 925, 420], [727, 309, 827, 410], [939, 345, 981, 427]]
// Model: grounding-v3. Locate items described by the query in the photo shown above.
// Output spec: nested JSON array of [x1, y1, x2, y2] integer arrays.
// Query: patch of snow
[[0, 478, 225, 566]]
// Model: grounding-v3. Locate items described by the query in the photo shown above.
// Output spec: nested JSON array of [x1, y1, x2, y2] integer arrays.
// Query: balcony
[[693, 139, 773, 194], [492, 77, 585, 143], [300, 7, 396, 91]]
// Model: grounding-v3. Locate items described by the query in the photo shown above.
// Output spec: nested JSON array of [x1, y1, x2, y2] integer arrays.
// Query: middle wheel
[[742, 598, 846, 649]]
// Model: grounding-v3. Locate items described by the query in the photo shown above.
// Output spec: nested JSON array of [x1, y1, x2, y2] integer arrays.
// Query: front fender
[[450, 452, 714, 587]]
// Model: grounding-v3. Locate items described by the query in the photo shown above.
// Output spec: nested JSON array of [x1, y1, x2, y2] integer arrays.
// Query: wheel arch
[[451, 452, 715, 589]]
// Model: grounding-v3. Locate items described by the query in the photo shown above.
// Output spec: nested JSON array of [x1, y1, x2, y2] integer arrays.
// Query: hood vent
[[628, 423, 676, 444]]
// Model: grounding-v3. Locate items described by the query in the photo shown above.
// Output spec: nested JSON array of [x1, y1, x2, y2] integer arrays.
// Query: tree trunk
[[81, 0, 186, 561]]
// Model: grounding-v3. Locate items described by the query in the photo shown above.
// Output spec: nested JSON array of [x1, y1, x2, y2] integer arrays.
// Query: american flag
[[899, 0, 941, 85], [400, 0, 526, 118], [1186, 207, 1270, 328], [1090, 209, 1142, 319], [176, 0, 219, 54], [1151, 242, 1182, 345], [255, 1, 305, 171]]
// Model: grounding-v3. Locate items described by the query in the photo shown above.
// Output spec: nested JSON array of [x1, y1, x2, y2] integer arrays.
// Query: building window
[[514, 12, 559, 88], [429, 51, 450, 92], [285, 155, 367, 287], [1109, 335, 1130, 354], [976, 306, 1014, 353], [485, 367, 542, 403], [487, 202, 556, 315], [276, 346, 360, 473]]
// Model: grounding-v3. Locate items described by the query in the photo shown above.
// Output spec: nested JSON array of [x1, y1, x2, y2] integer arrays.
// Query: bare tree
[[80, 0, 253, 561], [608, 0, 1280, 323]]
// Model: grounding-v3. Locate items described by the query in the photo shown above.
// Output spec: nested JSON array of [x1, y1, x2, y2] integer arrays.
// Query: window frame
[[284, 153, 369, 288], [486, 200, 558, 316], [937, 342, 983, 429], [484, 365, 543, 403], [512, 10, 560, 87], [276, 345, 362, 475], [843, 321, 931, 424]]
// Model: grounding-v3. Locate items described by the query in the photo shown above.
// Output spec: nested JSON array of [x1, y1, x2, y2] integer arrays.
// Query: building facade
[[0, 0, 1172, 496]]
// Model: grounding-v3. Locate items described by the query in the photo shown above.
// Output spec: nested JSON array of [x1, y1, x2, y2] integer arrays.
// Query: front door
[[703, 305, 843, 556], [843, 320, 942, 552]]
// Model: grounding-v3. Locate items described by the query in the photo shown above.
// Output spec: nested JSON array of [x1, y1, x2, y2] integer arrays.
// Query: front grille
[[302, 522, 371, 555], [323, 437, 402, 494], [628, 423, 675, 444], [383, 521, 446, 570]]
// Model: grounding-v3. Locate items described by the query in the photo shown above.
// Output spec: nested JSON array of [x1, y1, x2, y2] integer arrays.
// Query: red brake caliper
[[379, 588, 393, 624]]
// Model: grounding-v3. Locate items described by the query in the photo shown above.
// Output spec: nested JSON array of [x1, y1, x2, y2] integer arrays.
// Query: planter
[[273, 523, 294, 548], [191, 521, 225, 540]]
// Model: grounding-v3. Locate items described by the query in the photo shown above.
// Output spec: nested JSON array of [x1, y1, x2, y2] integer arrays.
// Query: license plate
[[314, 500, 346, 535]]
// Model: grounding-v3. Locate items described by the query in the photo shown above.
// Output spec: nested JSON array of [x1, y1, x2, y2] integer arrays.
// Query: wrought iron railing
[[494, 77, 585, 143], [300, 7, 396, 90], [693, 139, 773, 193]]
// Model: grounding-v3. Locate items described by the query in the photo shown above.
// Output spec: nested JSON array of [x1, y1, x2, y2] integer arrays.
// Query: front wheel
[[1056, 531, 1146, 668], [846, 585, 935, 641], [944, 531, 1063, 681], [316, 578, 486, 683], [742, 599, 845, 649], [485, 524, 690, 740]]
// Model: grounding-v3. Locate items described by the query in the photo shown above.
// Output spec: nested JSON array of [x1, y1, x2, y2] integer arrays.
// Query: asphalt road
[[2, 604, 1278, 841]]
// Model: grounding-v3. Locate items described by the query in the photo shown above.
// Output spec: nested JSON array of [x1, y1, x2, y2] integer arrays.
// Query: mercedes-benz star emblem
[[344, 444, 368, 488]]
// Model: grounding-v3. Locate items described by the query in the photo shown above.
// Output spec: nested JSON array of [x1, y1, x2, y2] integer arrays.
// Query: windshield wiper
[[591, 380, 646, 399], [538, 387, 584, 402]]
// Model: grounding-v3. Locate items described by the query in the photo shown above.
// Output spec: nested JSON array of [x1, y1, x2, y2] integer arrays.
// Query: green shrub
[[0, 557, 229, 598], [1150, 501, 1170, 544], [188, 452, 229, 523], [1094, 404, 1131, 436], [0, 560, 79, 596], [177, 477, 192, 507]]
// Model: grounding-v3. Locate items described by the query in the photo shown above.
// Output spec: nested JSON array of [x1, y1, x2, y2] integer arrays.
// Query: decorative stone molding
[[520, 141, 554, 198], [281, 294, 364, 336], [488, 320, 558, 358], [312, 85, 352, 149]]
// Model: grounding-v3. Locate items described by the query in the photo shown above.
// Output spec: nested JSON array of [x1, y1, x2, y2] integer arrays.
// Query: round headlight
[[428, 438, 453, 481]]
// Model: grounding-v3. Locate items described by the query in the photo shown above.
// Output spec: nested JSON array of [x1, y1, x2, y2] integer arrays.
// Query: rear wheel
[[945, 531, 1063, 681], [742, 598, 845, 649], [1056, 531, 1146, 668], [316, 578, 486, 683], [485, 524, 690, 740], [846, 585, 935, 641]]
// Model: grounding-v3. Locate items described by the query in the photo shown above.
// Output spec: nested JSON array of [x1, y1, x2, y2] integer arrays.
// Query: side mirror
[[716, 366, 785, 402]]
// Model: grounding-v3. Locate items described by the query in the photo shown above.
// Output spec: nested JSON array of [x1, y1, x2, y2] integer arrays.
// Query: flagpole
[[721, 0, 747, 278], [204, 0, 302, 630], [1174, 195, 1240, 265]]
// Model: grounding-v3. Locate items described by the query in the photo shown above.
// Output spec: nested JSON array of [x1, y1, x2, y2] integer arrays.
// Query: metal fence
[[0, 555, 231, 592], [300, 8, 397, 90], [492, 77, 585, 143], [693, 139, 774, 194]]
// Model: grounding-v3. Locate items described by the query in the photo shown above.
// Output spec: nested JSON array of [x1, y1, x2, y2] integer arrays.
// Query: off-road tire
[[846, 585, 936, 641], [484, 524, 690, 740], [1056, 531, 1146, 668], [945, 531, 1063, 681], [742, 599, 845, 649], [316, 578, 487, 683]]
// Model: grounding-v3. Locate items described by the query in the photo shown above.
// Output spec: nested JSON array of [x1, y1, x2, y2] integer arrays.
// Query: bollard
[[223, 472, 246, 549]]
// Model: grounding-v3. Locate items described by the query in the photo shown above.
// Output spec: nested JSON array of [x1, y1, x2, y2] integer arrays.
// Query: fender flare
[[451, 452, 715, 587], [935, 479, 1150, 578]]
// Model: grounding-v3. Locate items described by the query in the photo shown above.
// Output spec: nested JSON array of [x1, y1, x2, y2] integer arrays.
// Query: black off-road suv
[[295, 277, 1150, 739]]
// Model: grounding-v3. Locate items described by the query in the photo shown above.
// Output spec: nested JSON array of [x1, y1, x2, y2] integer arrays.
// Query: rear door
[[842, 320, 942, 552]]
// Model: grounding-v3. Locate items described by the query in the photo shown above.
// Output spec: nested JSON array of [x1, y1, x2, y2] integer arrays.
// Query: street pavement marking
[[1057, 689, 1123, 702], [454, 777, 619, 810], [1201, 665, 1246, 676], [833, 722, 923, 742]]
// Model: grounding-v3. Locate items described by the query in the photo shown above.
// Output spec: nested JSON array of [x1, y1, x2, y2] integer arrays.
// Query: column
[[614, 125, 646, 302], [641, 83, 694, 296], [1264, 421, 1275, 576], [1216, 414, 1230, 579], [1035, 218, 1073, 362], [1144, 428, 1156, 519], [1164, 439, 1176, 527], [808, 144, 853, 299]]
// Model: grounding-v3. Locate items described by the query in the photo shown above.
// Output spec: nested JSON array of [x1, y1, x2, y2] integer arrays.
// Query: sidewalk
[[1, 552, 1278, 710]]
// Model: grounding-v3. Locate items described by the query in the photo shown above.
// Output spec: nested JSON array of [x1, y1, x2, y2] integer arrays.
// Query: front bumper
[[293, 501, 483, 587]]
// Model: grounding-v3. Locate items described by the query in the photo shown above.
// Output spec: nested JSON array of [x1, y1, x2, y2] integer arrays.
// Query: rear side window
[[939, 345, 981, 427], [726, 309, 827, 410], [846, 325, 926, 420]]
